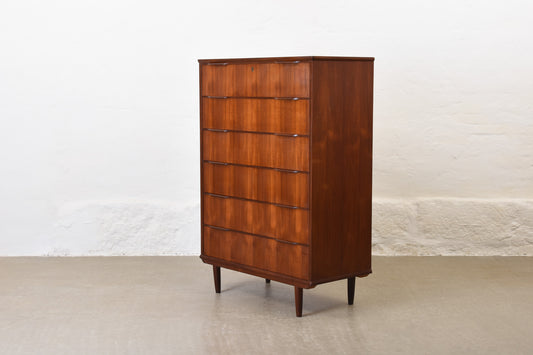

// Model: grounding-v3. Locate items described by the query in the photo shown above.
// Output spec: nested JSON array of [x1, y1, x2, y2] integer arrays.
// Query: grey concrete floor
[[0, 257, 532, 354]]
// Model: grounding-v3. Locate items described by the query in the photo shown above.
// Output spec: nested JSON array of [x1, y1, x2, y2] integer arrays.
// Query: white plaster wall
[[0, 0, 532, 255]]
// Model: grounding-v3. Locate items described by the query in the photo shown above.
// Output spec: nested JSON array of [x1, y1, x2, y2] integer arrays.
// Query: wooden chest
[[199, 56, 374, 317]]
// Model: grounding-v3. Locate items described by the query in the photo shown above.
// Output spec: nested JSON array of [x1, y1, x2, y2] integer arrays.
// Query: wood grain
[[203, 162, 309, 208], [203, 226, 309, 280], [202, 130, 309, 171], [202, 97, 309, 135], [203, 194, 309, 245], [310, 60, 374, 280], [201, 63, 310, 97]]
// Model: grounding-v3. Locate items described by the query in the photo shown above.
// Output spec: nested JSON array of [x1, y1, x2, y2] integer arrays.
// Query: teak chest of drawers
[[199, 56, 374, 317]]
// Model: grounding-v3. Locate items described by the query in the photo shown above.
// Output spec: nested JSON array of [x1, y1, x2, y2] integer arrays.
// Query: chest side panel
[[310, 60, 373, 282]]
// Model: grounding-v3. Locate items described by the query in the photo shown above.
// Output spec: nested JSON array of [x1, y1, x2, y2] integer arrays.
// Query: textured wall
[[373, 199, 533, 255], [0, 0, 532, 255], [37, 199, 533, 256]]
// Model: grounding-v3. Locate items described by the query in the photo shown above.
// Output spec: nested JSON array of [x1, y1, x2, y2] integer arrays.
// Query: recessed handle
[[205, 193, 229, 199], [274, 61, 301, 64], [272, 203, 299, 209], [206, 96, 228, 99], [274, 97, 299, 101], [205, 160, 228, 166], [207, 63, 228, 66], [274, 168, 300, 174], [207, 225, 230, 231], [205, 128, 229, 133]]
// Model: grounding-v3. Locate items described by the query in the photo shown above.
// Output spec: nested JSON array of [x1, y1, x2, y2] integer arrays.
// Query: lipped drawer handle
[[205, 160, 228, 166], [274, 168, 300, 174], [205, 128, 229, 133], [207, 225, 230, 231], [207, 63, 228, 66], [277, 239, 300, 245], [274, 61, 301, 64], [206, 96, 228, 99], [274, 97, 299, 101], [205, 193, 229, 199], [272, 203, 299, 209], [273, 133, 299, 137]]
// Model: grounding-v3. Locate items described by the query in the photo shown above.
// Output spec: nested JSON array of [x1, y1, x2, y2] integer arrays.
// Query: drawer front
[[204, 194, 309, 245], [201, 62, 310, 98], [203, 226, 309, 279], [203, 162, 309, 208], [203, 131, 309, 171], [202, 97, 309, 135]]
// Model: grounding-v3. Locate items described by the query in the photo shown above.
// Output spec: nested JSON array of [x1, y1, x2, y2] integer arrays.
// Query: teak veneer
[[199, 56, 374, 317]]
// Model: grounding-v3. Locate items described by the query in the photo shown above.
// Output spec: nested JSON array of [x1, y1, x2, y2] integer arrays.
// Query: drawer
[[203, 162, 309, 208], [202, 130, 309, 171], [203, 193, 309, 245], [201, 62, 310, 98], [202, 97, 309, 135], [203, 226, 309, 279]]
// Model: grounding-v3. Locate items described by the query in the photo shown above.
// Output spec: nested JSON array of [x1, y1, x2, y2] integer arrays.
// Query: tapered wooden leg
[[213, 266, 221, 293], [347, 277, 356, 305], [294, 287, 303, 317], [265, 279, 271, 283]]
